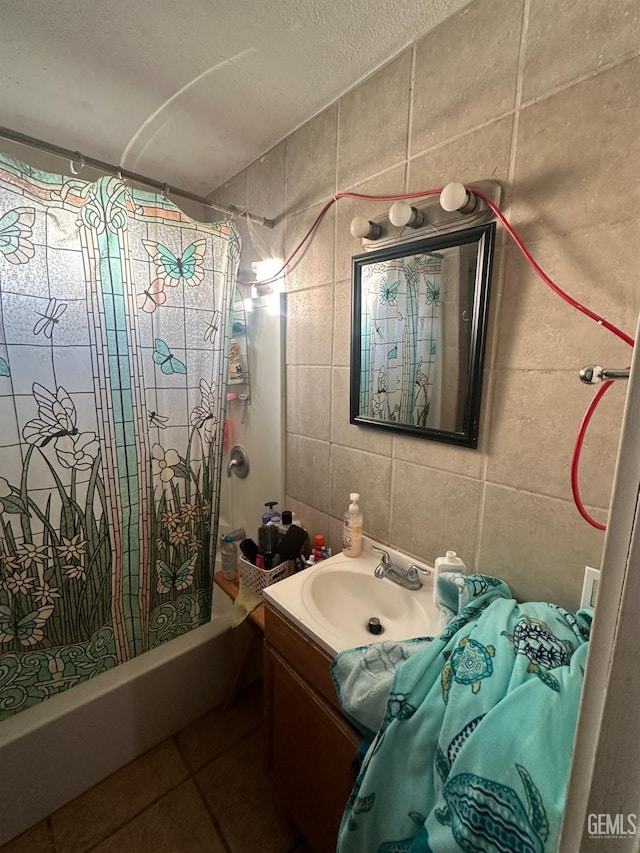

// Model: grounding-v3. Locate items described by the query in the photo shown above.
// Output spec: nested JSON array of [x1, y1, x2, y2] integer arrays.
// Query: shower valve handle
[[226, 445, 250, 478]]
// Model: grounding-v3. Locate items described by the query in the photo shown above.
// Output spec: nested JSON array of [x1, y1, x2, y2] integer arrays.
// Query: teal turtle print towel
[[334, 573, 591, 853]]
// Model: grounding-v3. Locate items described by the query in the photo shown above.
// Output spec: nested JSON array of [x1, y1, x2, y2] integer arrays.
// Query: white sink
[[263, 537, 442, 656]]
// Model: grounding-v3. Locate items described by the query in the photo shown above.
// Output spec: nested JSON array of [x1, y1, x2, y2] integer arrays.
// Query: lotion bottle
[[343, 493, 363, 557], [261, 501, 280, 524], [433, 550, 466, 606]]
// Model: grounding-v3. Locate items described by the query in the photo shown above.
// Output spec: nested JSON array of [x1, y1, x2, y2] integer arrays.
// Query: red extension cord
[[258, 186, 634, 531]]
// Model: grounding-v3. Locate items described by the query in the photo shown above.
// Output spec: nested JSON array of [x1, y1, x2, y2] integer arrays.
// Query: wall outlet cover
[[580, 565, 601, 610]]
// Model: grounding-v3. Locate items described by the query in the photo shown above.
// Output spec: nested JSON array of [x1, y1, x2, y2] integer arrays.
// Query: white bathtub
[[0, 587, 252, 845]]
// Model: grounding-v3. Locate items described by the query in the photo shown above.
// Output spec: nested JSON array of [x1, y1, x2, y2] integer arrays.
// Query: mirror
[[350, 222, 495, 448]]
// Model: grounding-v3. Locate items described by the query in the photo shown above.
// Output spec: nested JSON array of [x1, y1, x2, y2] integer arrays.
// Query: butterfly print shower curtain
[[361, 255, 443, 428], [0, 153, 240, 719]]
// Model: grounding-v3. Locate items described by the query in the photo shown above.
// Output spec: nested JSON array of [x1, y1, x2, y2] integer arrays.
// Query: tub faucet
[[371, 544, 431, 591]]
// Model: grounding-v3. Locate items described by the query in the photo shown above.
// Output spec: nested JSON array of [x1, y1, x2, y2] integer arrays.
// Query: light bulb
[[350, 216, 381, 240], [252, 258, 283, 281], [440, 182, 477, 213], [389, 201, 424, 228]]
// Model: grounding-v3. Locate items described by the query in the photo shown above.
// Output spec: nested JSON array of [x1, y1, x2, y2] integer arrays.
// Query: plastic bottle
[[261, 501, 281, 525], [221, 535, 238, 580], [432, 550, 466, 606], [276, 510, 311, 558], [275, 510, 293, 540], [225, 527, 246, 542], [312, 534, 326, 563], [343, 493, 363, 557], [258, 523, 279, 570]]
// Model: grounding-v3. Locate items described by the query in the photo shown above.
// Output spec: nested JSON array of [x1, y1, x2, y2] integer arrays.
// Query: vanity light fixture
[[236, 258, 285, 313], [388, 201, 425, 228], [251, 257, 284, 316], [351, 180, 502, 251]]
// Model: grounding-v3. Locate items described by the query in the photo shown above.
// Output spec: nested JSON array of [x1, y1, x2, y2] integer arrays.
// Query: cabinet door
[[264, 642, 360, 853]]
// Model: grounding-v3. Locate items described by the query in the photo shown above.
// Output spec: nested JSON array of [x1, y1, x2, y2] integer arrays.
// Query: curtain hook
[[69, 152, 85, 176], [163, 183, 170, 199], [117, 167, 126, 185]]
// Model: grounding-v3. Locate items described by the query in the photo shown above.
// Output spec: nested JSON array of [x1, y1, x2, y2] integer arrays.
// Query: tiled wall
[[214, 0, 640, 610]]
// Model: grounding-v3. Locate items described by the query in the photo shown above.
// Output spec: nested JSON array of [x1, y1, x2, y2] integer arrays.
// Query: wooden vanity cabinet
[[263, 604, 362, 853]]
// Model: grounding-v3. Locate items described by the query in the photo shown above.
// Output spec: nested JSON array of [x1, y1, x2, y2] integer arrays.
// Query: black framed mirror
[[350, 222, 495, 448]]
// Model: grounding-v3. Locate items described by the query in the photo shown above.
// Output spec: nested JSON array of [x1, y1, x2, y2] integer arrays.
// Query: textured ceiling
[[0, 0, 469, 198]]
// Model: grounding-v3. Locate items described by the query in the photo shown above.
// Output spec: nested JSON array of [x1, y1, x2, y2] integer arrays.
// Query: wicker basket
[[239, 555, 294, 598]]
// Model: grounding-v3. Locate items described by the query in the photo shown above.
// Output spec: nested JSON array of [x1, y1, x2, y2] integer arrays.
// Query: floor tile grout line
[[286, 840, 308, 853], [67, 733, 196, 853], [190, 770, 234, 853], [21, 690, 264, 853], [81, 716, 263, 853], [80, 773, 191, 853], [188, 719, 306, 852], [171, 682, 263, 769], [187, 719, 264, 777], [46, 816, 57, 853]]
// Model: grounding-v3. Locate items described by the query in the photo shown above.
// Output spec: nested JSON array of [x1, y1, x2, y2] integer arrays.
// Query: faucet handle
[[405, 564, 431, 587], [226, 445, 250, 478], [370, 544, 391, 566], [408, 564, 431, 576]]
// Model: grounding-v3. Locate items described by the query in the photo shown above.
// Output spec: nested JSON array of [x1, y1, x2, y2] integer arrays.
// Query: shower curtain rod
[[0, 125, 275, 228]]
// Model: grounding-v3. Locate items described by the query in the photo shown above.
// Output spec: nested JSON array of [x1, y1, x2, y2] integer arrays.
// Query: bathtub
[[0, 585, 253, 845]]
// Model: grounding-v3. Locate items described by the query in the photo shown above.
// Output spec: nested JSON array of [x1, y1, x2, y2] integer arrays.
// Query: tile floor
[[1, 683, 312, 853]]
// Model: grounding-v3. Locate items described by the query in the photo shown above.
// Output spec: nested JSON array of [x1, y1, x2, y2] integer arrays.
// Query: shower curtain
[[0, 153, 240, 719], [361, 253, 442, 426]]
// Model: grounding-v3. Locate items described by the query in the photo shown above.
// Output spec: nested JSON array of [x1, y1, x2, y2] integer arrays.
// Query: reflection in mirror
[[350, 223, 495, 447]]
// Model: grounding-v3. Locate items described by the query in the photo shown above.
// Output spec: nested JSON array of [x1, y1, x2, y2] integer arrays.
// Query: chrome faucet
[[370, 545, 431, 591]]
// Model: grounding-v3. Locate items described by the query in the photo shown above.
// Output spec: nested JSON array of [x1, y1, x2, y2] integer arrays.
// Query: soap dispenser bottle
[[261, 501, 280, 524], [343, 492, 363, 557], [433, 550, 466, 606]]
